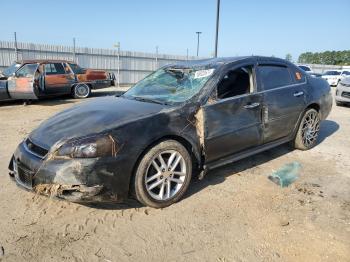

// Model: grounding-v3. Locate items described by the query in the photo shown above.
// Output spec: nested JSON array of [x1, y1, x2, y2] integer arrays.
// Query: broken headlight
[[56, 135, 117, 158]]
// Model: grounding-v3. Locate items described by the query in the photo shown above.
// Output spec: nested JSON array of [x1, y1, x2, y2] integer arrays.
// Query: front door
[[203, 62, 263, 163], [7, 63, 39, 99], [257, 62, 307, 143]]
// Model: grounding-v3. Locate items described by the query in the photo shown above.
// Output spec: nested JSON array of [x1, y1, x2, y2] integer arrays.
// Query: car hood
[[29, 96, 168, 149]]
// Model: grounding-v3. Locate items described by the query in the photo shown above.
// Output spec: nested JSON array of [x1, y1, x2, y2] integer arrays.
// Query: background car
[[335, 77, 350, 106], [298, 65, 313, 73], [322, 70, 350, 86], [0, 60, 115, 101]]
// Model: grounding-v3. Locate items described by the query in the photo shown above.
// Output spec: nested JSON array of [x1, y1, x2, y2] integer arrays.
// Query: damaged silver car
[[9, 56, 332, 208]]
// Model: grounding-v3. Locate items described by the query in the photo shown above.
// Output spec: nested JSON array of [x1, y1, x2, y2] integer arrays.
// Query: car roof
[[17, 59, 75, 64], [168, 56, 292, 68]]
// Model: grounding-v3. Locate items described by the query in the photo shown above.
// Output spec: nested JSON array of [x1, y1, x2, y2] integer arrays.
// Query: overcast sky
[[1, 0, 349, 61]]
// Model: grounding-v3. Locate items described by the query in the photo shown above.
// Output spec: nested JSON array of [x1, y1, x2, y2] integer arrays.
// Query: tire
[[293, 108, 320, 150], [336, 101, 342, 106], [72, 83, 91, 99], [133, 140, 192, 208]]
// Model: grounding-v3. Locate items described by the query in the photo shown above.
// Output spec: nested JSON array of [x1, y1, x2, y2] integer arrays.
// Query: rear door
[[257, 61, 306, 143], [203, 60, 264, 163], [44, 63, 73, 94], [7, 63, 39, 100]]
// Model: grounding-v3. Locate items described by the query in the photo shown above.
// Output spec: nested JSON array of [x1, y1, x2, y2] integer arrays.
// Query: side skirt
[[205, 136, 292, 171]]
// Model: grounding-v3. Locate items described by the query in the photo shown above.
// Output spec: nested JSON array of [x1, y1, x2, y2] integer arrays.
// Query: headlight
[[56, 135, 117, 158]]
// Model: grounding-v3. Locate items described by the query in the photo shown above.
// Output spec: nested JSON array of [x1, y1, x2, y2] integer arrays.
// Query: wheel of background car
[[72, 83, 91, 99], [293, 108, 320, 150], [133, 140, 192, 208], [336, 101, 342, 106]]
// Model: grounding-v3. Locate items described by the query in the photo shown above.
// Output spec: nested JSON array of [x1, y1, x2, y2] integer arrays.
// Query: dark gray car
[[9, 56, 333, 208]]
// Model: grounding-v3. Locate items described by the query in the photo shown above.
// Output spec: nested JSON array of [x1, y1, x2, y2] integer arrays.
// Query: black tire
[[72, 83, 91, 99], [293, 108, 320, 150], [133, 140, 192, 208], [336, 101, 342, 106]]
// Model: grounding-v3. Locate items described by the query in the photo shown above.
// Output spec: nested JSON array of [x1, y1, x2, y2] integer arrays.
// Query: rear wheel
[[72, 83, 91, 99], [336, 101, 343, 106], [133, 140, 192, 208], [293, 108, 320, 150]]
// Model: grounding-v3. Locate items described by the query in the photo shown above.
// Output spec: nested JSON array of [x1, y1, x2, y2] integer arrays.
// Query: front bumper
[[324, 78, 339, 86], [9, 140, 129, 203], [335, 84, 350, 103]]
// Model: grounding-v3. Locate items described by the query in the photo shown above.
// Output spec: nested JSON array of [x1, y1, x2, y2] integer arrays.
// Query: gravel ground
[[0, 88, 349, 262]]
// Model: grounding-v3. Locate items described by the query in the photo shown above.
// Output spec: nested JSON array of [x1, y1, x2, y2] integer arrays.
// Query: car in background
[[0, 60, 115, 101], [8, 56, 332, 208], [309, 72, 323, 78], [298, 65, 313, 73], [322, 70, 350, 86], [335, 77, 350, 106]]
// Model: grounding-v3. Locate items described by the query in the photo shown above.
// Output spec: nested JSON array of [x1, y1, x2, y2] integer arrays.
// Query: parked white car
[[335, 77, 350, 106], [322, 70, 350, 86]]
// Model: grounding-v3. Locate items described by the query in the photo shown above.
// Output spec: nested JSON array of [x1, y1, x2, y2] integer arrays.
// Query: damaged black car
[[9, 56, 332, 208]]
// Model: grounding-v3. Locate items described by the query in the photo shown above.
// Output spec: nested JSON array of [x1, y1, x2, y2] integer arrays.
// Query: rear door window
[[258, 65, 293, 90], [45, 63, 66, 75]]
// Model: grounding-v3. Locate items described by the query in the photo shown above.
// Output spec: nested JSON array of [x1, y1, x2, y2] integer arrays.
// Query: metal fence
[[0, 41, 198, 85], [1, 41, 349, 84]]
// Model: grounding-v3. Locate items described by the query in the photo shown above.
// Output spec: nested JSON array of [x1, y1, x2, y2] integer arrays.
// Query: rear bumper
[[9, 141, 130, 203]]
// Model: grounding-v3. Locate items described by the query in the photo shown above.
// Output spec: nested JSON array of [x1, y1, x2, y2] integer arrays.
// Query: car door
[[44, 63, 73, 94], [257, 61, 306, 144], [7, 63, 39, 99], [202, 61, 263, 163]]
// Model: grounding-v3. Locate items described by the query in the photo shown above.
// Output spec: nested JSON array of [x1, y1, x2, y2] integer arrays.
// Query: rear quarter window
[[259, 65, 293, 90]]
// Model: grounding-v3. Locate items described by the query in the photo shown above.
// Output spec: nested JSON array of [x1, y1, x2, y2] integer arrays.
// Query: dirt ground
[[0, 88, 349, 262]]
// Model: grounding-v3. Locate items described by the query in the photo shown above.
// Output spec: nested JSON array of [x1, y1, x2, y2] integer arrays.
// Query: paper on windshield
[[194, 69, 215, 79]]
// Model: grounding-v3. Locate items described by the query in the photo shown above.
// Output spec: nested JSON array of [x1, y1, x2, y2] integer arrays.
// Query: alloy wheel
[[145, 150, 187, 201], [301, 110, 320, 148]]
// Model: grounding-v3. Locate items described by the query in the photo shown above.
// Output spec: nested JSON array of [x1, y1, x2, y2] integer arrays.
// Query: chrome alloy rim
[[145, 150, 187, 201], [301, 111, 320, 147], [75, 84, 89, 97]]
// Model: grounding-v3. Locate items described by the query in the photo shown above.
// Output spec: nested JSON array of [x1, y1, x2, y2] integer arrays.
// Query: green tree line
[[298, 50, 350, 65]]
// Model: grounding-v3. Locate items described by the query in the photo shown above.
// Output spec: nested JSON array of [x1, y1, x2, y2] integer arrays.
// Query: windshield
[[123, 67, 215, 104], [342, 71, 350, 75], [2, 63, 21, 77], [324, 71, 340, 75]]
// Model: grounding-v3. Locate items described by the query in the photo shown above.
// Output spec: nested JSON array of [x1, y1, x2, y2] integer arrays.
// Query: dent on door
[[7, 64, 39, 100]]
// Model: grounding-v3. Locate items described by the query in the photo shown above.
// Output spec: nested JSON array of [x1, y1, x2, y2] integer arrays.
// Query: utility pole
[[196, 32, 202, 57], [214, 0, 221, 58], [186, 48, 189, 61], [73, 37, 76, 62], [14, 32, 18, 61], [113, 42, 121, 88], [155, 46, 159, 70]]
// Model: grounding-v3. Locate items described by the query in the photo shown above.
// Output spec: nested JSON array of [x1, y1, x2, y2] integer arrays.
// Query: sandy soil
[[0, 88, 349, 262]]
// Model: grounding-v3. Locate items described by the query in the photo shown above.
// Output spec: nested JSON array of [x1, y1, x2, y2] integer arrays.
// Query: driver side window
[[15, 64, 38, 78], [216, 65, 254, 100]]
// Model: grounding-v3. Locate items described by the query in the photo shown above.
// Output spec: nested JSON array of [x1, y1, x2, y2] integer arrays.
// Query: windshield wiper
[[131, 96, 167, 105]]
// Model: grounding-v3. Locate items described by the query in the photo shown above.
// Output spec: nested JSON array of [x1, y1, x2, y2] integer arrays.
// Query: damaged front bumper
[[9, 140, 128, 203]]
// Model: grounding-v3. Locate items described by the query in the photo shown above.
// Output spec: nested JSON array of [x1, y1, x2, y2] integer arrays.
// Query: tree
[[285, 53, 292, 62], [298, 50, 350, 65]]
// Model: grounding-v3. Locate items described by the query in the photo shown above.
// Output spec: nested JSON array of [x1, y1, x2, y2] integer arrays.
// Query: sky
[[1, 0, 349, 61]]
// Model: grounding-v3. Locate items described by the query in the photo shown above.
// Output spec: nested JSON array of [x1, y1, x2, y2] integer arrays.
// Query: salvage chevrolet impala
[[9, 57, 333, 208]]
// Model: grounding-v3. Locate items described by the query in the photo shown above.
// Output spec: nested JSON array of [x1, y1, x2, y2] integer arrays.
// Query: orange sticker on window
[[295, 72, 302, 80]]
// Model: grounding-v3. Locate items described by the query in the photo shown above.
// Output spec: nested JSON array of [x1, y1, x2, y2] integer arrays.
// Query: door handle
[[294, 91, 304, 97], [244, 102, 260, 109]]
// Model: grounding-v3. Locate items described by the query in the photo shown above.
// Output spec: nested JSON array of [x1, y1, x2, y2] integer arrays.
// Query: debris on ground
[[268, 162, 302, 187]]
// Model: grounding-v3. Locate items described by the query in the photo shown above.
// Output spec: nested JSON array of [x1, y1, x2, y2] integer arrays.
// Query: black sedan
[[9, 56, 333, 208]]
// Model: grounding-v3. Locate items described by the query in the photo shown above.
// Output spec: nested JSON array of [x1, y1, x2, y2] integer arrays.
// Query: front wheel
[[133, 140, 192, 208], [293, 108, 320, 150], [72, 83, 91, 99]]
